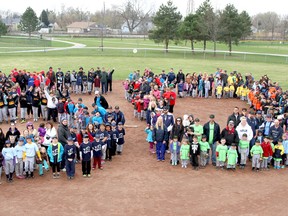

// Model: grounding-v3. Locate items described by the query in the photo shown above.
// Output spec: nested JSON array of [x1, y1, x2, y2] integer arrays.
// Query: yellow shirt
[[224, 86, 229, 92], [216, 86, 223, 94], [236, 86, 243, 96], [229, 85, 235, 91]]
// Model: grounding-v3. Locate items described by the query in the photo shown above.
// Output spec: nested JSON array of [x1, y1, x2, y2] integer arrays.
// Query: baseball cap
[[5, 140, 11, 144], [18, 137, 25, 142], [228, 120, 234, 125], [95, 134, 100, 139], [266, 114, 272, 118], [111, 122, 116, 127], [67, 136, 74, 141], [118, 122, 123, 125], [194, 118, 200, 122], [83, 134, 89, 139], [209, 114, 215, 119]]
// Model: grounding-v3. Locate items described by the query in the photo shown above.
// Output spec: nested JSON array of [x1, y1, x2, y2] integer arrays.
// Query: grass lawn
[[0, 36, 287, 89]]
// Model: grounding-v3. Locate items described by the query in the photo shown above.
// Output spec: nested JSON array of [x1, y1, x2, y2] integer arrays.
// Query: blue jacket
[[169, 142, 181, 154], [283, 140, 288, 154], [47, 143, 64, 163], [112, 111, 126, 125], [67, 103, 75, 115], [76, 75, 82, 85], [28, 77, 35, 88], [145, 128, 153, 142], [94, 107, 107, 117], [152, 127, 168, 142]]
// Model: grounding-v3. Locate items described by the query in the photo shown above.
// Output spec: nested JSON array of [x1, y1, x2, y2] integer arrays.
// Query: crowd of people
[[0, 66, 127, 184], [124, 68, 288, 171]]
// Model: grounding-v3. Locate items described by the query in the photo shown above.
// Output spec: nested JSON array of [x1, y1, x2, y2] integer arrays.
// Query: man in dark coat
[[94, 90, 109, 109], [57, 117, 71, 170]]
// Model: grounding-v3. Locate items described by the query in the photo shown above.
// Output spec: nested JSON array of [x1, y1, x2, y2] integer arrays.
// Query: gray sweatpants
[[58, 113, 66, 123], [76, 85, 82, 94], [32, 106, 39, 120], [200, 151, 208, 166], [25, 157, 35, 173], [102, 144, 107, 160], [4, 159, 14, 175], [0, 107, 8, 122], [71, 82, 76, 93], [261, 158, 268, 169], [87, 82, 93, 93], [15, 158, 24, 176], [0, 166, 2, 181], [41, 105, 48, 120], [181, 159, 189, 167], [252, 154, 261, 168], [20, 107, 27, 119], [116, 144, 123, 153], [8, 107, 16, 121], [217, 160, 225, 167], [239, 148, 248, 165]]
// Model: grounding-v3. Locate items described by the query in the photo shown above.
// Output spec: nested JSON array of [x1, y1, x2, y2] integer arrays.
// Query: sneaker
[[87, 174, 91, 178], [99, 167, 103, 170], [83, 174, 87, 178], [62, 168, 66, 172], [92, 167, 95, 170], [56, 173, 60, 178], [281, 165, 285, 169], [16, 175, 22, 179], [53, 174, 57, 179]]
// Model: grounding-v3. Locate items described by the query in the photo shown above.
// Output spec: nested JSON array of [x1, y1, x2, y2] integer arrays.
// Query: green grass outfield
[[0, 37, 287, 89]]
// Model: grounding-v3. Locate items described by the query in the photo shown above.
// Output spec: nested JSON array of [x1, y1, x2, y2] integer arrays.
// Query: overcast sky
[[1, 0, 287, 16]]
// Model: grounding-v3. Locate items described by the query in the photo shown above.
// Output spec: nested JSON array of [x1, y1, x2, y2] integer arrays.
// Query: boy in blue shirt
[[92, 134, 103, 170], [79, 134, 92, 177], [65, 137, 77, 180]]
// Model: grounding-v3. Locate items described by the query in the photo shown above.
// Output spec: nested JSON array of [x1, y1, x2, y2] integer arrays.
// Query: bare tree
[[116, 0, 153, 34], [253, 12, 280, 40], [279, 15, 288, 41]]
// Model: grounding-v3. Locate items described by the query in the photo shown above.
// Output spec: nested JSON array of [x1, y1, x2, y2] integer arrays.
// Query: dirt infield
[[0, 81, 286, 216]]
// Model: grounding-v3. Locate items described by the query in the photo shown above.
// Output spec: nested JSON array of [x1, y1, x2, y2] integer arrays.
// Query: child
[[79, 134, 93, 177], [105, 123, 113, 161], [216, 85, 222, 99], [199, 135, 210, 168], [273, 140, 284, 169], [170, 136, 180, 166], [283, 134, 288, 166], [38, 123, 46, 144], [261, 136, 273, 170], [64, 137, 77, 179], [239, 133, 249, 169], [180, 139, 190, 168], [37, 147, 49, 176], [227, 144, 238, 171], [2, 140, 15, 183], [14, 137, 26, 179], [216, 138, 228, 170], [116, 122, 125, 155], [24, 135, 41, 178], [19, 90, 28, 123], [190, 136, 200, 170], [223, 85, 229, 99], [229, 84, 235, 98], [145, 124, 154, 153], [92, 134, 103, 170], [0, 151, 3, 184], [250, 140, 263, 172], [47, 136, 64, 179]]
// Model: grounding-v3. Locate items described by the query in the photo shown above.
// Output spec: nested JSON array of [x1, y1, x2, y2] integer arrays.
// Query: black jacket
[[220, 127, 239, 146], [153, 127, 168, 142], [57, 123, 71, 146], [94, 95, 109, 109], [203, 121, 221, 143], [227, 114, 241, 127]]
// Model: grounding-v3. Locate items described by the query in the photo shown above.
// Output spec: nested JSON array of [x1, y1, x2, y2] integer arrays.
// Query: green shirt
[[227, 148, 238, 165], [180, 144, 190, 160], [216, 144, 228, 162], [250, 145, 263, 157], [208, 123, 214, 144], [239, 140, 249, 149], [173, 142, 177, 151], [199, 141, 210, 152], [193, 124, 203, 142]]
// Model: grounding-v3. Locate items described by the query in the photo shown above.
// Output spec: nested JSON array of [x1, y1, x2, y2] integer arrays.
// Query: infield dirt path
[[0, 81, 286, 216]]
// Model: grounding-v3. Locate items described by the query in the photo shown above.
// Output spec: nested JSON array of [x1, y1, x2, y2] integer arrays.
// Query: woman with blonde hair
[[153, 116, 168, 161]]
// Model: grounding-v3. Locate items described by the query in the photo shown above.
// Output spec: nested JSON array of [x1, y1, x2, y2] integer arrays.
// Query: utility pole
[[101, 1, 106, 51]]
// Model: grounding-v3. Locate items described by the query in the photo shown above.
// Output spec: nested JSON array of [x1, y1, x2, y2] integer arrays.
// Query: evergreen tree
[[39, 10, 50, 27], [19, 7, 40, 38], [0, 20, 8, 37], [149, 1, 182, 52]]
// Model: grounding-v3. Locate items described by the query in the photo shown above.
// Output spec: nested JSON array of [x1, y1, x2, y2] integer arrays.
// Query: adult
[[112, 106, 126, 125], [100, 67, 108, 95], [57, 117, 71, 170], [170, 117, 184, 142], [221, 120, 239, 147], [236, 117, 253, 142], [259, 114, 274, 137], [153, 116, 168, 162], [246, 111, 258, 154], [46, 67, 56, 88], [44, 87, 58, 123], [94, 90, 109, 109], [92, 103, 107, 118], [176, 69, 185, 83], [167, 68, 176, 84], [162, 84, 176, 113], [269, 119, 283, 142], [42, 122, 57, 149], [227, 106, 241, 127], [203, 114, 221, 166], [107, 68, 115, 92]]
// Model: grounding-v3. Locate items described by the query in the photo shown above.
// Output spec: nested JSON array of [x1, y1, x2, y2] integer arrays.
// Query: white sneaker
[[62, 168, 66, 172]]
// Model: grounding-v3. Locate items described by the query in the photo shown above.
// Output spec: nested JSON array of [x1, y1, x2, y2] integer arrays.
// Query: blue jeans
[[101, 82, 107, 94], [66, 159, 75, 177], [156, 141, 166, 160], [207, 142, 217, 164], [38, 160, 49, 175]]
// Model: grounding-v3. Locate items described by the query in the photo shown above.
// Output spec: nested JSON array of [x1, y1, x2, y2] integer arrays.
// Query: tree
[[149, 1, 182, 52], [178, 14, 200, 53], [39, 10, 50, 27], [239, 11, 252, 39], [195, 0, 214, 51], [279, 15, 288, 40], [218, 4, 243, 55], [0, 20, 8, 37], [116, 0, 152, 34], [19, 7, 40, 38], [253, 12, 280, 40]]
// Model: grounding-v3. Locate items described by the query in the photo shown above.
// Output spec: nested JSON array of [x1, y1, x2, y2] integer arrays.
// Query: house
[[1, 17, 20, 31], [66, 22, 96, 33], [121, 20, 154, 34]]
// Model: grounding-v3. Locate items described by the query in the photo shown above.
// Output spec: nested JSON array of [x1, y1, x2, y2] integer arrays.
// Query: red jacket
[[163, 91, 176, 105], [261, 142, 273, 158]]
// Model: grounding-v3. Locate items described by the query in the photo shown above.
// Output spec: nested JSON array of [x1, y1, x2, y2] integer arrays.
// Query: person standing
[[153, 116, 168, 162], [107, 68, 115, 92], [64, 137, 77, 179], [227, 107, 241, 127], [57, 117, 71, 171], [163, 84, 177, 113], [44, 87, 58, 123], [203, 114, 221, 166], [100, 67, 108, 95], [94, 91, 109, 109]]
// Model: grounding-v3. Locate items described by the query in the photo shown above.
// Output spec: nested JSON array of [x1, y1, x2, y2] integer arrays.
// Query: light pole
[[101, 1, 106, 51]]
